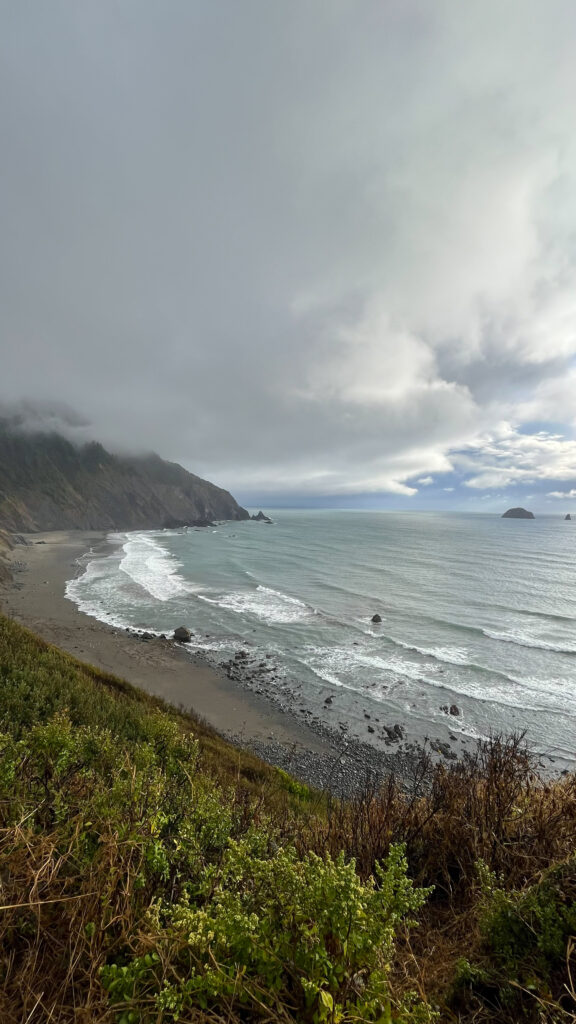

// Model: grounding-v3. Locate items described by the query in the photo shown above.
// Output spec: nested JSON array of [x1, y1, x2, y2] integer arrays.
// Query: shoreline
[[5, 528, 552, 792], [1, 530, 428, 794], [1, 531, 338, 749]]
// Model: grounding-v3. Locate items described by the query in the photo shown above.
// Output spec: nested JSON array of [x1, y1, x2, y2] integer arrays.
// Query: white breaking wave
[[302, 645, 436, 688], [393, 640, 471, 665], [299, 643, 576, 719], [483, 627, 576, 654], [119, 532, 198, 602], [65, 550, 135, 628], [198, 584, 311, 624]]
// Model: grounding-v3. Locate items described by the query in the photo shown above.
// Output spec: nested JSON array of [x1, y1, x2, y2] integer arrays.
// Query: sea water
[[65, 510, 576, 769]]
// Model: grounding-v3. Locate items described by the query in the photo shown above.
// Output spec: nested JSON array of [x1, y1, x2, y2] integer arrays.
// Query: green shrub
[[101, 842, 433, 1023], [479, 857, 576, 971], [452, 859, 576, 1020]]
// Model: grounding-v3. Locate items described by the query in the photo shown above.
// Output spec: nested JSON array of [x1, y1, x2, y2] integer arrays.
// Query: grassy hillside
[[1, 613, 575, 1023]]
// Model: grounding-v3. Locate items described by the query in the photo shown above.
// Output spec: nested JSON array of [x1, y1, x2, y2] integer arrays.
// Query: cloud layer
[[1, 1, 576, 505]]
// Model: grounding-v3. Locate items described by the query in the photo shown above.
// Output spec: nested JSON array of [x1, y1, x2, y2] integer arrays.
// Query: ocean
[[65, 510, 576, 770]]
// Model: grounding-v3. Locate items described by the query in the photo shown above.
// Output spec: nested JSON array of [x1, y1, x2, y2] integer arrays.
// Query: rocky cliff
[[0, 423, 248, 532]]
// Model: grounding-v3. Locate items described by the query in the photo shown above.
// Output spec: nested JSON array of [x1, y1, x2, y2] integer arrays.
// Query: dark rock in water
[[251, 510, 273, 523], [173, 626, 192, 643], [449, 704, 460, 716], [371, 613, 382, 623], [324, 695, 333, 704], [565, 514, 572, 521], [501, 507, 535, 519]]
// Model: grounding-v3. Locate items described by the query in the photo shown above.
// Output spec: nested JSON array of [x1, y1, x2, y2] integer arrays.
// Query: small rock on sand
[[173, 626, 192, 643]]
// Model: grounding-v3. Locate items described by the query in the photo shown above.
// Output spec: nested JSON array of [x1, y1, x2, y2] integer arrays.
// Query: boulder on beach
[[501, 507, 535, 519], [371, 613, 382, 623], [173, 626, 192, 643]]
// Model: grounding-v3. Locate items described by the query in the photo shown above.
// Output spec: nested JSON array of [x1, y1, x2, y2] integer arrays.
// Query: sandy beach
[[1, 531, 337, 756]]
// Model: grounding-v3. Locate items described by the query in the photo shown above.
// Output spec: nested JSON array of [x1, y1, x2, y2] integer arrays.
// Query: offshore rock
[[251, 510, 273, 523], [501, 507, 535, 519], [566, 514, 572, 521], [371, 613, 382, 623]]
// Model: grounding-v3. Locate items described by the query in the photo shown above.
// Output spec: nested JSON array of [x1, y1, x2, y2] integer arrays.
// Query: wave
[[198, 585, 312, 624], [292, 638, 576, 722], [391, 640, 471, 665], [301, 645, 434, 688], [65, 551, 135, 629], [482, 628, 576, 654], [119, 532, 198, 602], [485, 603, 576, 626]]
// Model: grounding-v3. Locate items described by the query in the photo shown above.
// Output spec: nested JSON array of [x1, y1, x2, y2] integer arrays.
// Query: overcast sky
[[1, 1, 576, 510]]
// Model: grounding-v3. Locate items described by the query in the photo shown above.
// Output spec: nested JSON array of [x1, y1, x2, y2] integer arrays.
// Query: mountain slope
[[0, 423, 248, 531]]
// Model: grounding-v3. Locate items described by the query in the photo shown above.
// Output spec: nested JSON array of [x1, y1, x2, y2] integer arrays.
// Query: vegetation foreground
[[0, 614, 575, 1022]]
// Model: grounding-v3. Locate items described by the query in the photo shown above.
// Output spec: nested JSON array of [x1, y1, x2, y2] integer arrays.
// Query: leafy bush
[[102, 842, 432, 1023], [480, 856, 576, 973], [451, 859, 576, 1021]]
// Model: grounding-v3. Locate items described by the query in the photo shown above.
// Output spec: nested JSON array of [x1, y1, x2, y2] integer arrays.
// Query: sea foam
[[198, 584, 311, 624], [119, 532, 198, 602]]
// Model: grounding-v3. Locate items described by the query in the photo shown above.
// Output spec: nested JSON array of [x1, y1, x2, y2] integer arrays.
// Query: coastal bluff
[[0, 421, 248, 532], [501, 507, 535, 519]]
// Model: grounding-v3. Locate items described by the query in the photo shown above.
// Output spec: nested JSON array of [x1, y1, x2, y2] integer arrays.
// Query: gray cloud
[[1, 1, 576, 501]]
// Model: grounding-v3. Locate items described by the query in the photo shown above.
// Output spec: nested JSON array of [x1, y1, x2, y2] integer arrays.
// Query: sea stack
[[565, 514, 572, 521], [501, 507, 535, 519], [251, 510, 273, 523]]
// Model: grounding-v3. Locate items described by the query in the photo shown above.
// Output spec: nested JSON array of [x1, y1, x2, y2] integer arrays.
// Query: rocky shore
[[110, 624, 446, 797]]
